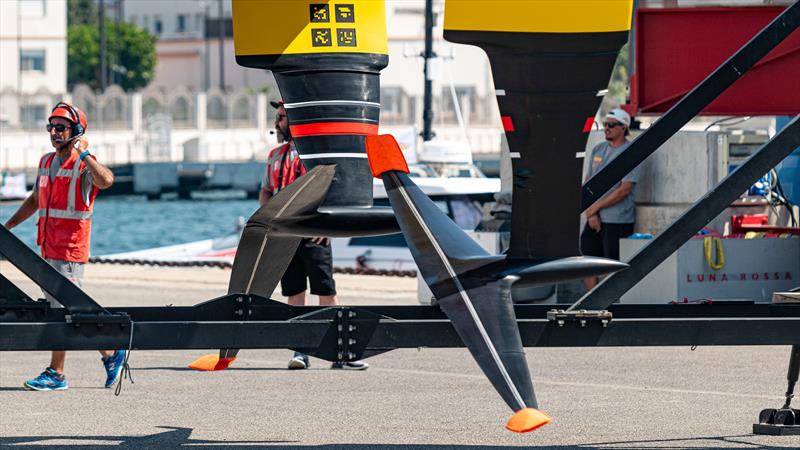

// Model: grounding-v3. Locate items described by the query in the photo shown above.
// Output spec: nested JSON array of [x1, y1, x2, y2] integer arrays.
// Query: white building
[[0, 0, 67, 128], [123, 0, 502, 149], [123, 0, 272, 93]]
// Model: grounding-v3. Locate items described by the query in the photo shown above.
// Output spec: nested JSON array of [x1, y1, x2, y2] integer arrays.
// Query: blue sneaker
[[103, 350, 126, 388], [24, 367, 68, 391]]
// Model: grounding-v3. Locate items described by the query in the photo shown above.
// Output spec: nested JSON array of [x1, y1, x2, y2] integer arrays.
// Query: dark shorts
[[580, 222, 634, 261], [281, 239, 336, 297]]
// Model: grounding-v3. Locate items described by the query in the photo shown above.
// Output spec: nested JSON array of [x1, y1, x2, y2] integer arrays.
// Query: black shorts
[[281, 239, 336, 297], [580, 222, 634, 261]]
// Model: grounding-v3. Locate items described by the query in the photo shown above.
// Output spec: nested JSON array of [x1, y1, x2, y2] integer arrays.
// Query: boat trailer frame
[[2, 1, 800, 435]]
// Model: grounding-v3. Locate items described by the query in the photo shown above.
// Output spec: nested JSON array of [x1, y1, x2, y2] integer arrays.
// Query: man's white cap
[[606, 108, 630, 127]]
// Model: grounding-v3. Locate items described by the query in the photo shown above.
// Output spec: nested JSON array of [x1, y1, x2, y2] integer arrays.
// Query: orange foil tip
[[365, 134, 410, 178], [505, 408, 551, 433], [187, 354, 237, 371]]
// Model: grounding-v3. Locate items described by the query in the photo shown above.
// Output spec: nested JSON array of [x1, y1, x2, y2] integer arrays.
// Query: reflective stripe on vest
[[66, 161, 81, 215], [38, 156, 84, 215], [39, 208, 93, 220], [40, 167, 73, 178]]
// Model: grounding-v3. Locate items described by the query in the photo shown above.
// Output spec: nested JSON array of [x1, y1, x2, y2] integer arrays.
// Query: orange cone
[[505, 408, 551, 433], [187, 354, 237, 371]]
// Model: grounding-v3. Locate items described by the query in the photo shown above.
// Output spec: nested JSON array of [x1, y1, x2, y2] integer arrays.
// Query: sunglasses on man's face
[[276, 114, 287, 120], [47, 123, 69, 133], [603, 122, 623, 129]]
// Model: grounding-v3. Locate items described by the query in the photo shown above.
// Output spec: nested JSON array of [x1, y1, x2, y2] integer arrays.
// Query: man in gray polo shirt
[[581, 108, 640, 289]]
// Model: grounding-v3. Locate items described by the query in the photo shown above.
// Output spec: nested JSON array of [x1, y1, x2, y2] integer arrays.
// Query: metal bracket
[[546, 309, 612, 328], [234, 295, 253, 319], [292, 306, 384, 363], [65, 312, 132, 328], [335, 308, 358, 362]]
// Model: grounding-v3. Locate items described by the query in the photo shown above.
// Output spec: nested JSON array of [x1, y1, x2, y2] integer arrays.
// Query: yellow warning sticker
[[233, 0, 387, 57]]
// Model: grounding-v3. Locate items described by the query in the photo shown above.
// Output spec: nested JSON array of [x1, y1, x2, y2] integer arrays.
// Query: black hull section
[[381, 170, 537, 413], [271, 53, 387, 208], [237, 53, 388, 73], [275, 206, 398, 238], [444, 30, 629, 259], [462, 256, 628, 290], [438, 278, 538, 410]]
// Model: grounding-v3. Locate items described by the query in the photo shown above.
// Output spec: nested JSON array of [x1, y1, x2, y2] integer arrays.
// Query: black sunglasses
[[603, 122, 623, 129], [47, 123, 69, 133], [276, 114, 287, 119]]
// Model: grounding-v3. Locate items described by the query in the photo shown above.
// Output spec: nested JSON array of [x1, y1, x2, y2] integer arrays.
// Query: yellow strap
[[703, 236, 725, 271]]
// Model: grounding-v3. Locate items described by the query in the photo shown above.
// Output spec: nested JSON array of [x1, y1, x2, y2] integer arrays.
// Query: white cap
[[606, 108, 630, 127]]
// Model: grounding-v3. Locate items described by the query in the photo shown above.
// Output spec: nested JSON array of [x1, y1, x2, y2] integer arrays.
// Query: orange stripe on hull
[[290, 122, 379, 137]]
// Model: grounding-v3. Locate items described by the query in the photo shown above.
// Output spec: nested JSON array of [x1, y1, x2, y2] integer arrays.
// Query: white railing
[[0, 85, 504, 171]]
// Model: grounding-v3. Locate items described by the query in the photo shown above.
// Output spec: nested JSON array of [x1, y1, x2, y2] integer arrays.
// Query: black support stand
[[755, 345, 800, 435]]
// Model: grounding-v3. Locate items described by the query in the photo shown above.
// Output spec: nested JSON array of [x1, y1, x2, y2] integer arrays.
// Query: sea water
[[0, 195, 259, 256]]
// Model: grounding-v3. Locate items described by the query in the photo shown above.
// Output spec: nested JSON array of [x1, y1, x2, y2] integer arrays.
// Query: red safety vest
[[265, 142, 306, 194], [36, 152, 98, 262]]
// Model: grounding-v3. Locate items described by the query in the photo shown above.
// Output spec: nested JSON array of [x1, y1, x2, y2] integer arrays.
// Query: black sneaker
[[331, 360, 369, 370], [288, 352, 309, 370]]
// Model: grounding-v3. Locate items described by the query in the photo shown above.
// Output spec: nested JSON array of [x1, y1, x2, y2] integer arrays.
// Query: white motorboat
[[97, 158, 501, 273]]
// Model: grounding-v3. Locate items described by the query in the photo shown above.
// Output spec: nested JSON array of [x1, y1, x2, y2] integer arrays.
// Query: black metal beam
[[0, 273, 33, 303], [3, 277, 799, 352], [3, 300, 799, 323], [0, 226, 107, 314], [572, 115, 800, 311], [581, 1, 800, 211], [2, 316, 799, 351]]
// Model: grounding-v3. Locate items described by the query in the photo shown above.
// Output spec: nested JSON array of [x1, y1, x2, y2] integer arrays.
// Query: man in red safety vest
[[260, 100, 368, 370], [4, 102, 124, 391]]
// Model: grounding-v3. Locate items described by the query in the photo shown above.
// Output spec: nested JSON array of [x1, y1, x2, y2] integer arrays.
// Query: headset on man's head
[[51, 102, 85, 137]]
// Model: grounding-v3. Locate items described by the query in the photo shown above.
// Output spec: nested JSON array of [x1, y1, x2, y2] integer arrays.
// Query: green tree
[[67, 0, 97, 27], [603, 43, 630, 112], [67, 22, 157, 92]]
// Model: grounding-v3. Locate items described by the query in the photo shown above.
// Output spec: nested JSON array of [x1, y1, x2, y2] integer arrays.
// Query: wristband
[[79, 150, 91, 161]]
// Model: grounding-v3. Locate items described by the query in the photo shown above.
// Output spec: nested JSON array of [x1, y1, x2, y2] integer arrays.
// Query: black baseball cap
[[270, 100, 284, 109]]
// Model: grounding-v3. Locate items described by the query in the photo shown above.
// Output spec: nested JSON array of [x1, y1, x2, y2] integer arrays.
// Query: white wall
[[0, 126, 272, 171], [124, 0, 496, 104], [124, 0, 232, 37], [151, 39, 275, 92], [0, 0, 67, 95]]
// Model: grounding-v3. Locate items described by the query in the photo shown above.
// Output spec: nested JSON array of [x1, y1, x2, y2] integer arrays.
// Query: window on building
[[441, 86, 476, 112], [177, 14, 187, 33], [381, 87, 403, 115], [204, 18, 234, 38], [441, 86, 477, 123], [19, 0, 45, 17], [20, 49, 46, 72], [154, 16, 163, 34], [380, 87, 407, 124], [20, 105, 47, 129]]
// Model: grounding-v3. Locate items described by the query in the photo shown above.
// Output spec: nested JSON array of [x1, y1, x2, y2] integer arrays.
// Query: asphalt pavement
[[0, 263, 797, 449]]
